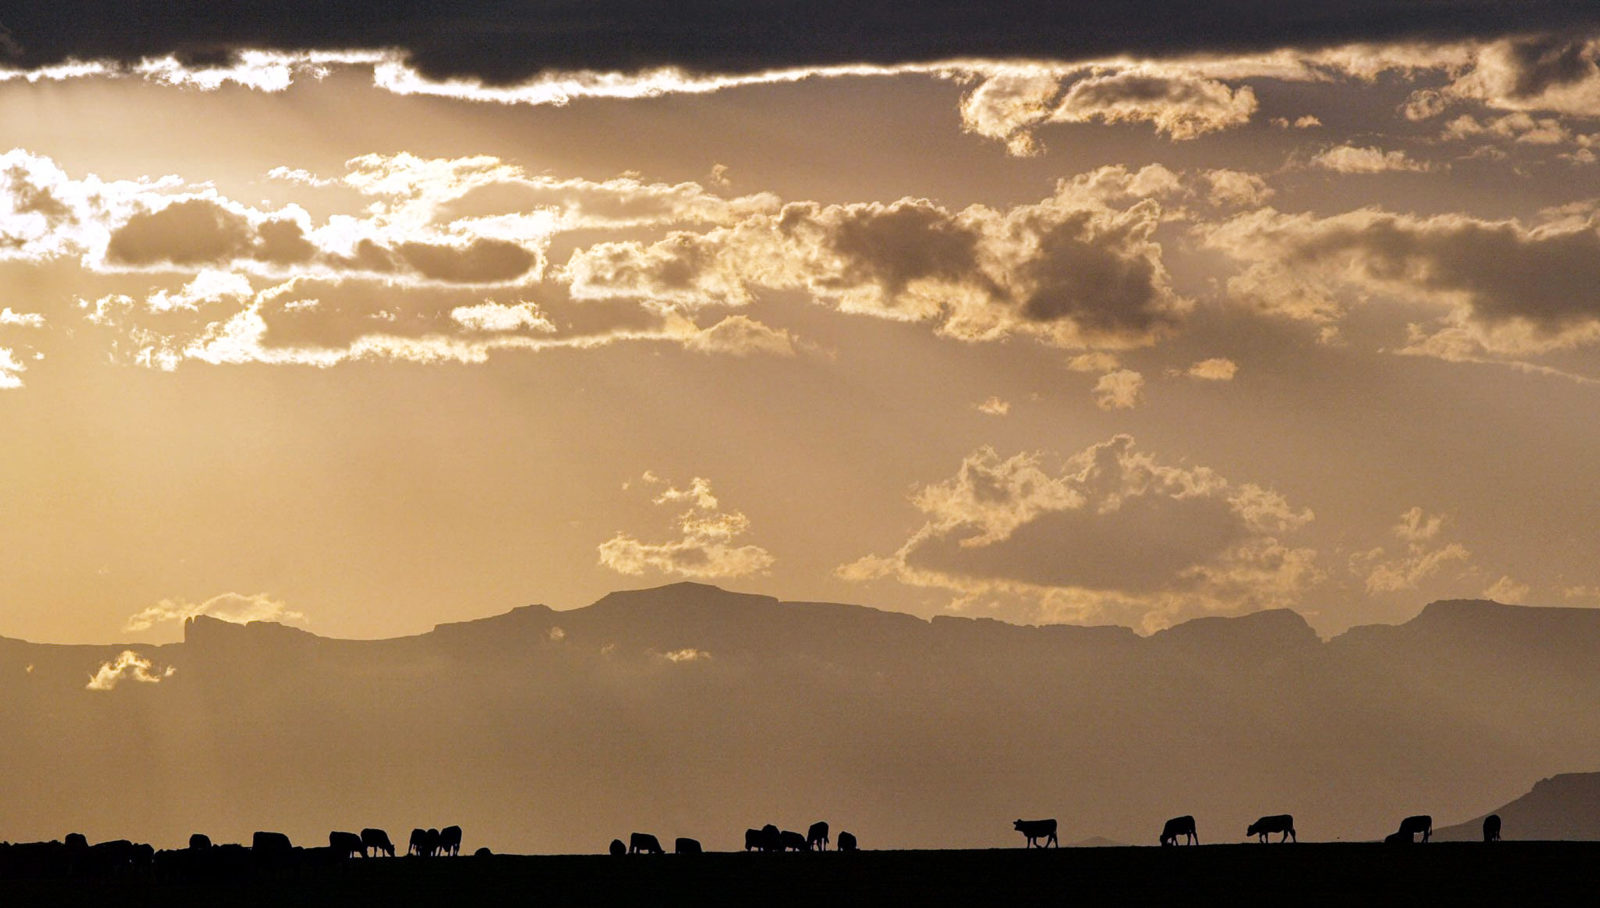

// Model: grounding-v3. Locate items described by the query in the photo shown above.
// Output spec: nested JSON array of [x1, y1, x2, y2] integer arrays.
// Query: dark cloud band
[[4, 2, 1598, 82]]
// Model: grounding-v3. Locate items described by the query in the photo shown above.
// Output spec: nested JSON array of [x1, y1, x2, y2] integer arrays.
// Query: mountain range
[[2, 583, 1597, 851]]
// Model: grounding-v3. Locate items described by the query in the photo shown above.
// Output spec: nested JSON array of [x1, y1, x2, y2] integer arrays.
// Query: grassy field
[[3, 843, 1596, 907]]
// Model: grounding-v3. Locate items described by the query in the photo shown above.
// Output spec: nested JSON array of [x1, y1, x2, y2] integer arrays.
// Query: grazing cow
[[807, 822, 830, 852], [1483, 814, 1501, 843], [1246, 815, 1296, 843], [409, 828, 437, 857], [675, 837, 702, 854], [760, 824, 783, 853], [474, 847, 492, 857], [1396, 815, 1432, 843], [609, 839, 626, 857], [439, 826, 462, 857], [360, 828, 394, 858], [744, 829, 763, 851], [329, 831, 363, 859], [779, 830, 810, 852], [1160, 816, 1198, 846], [188, 834, 211, 851], [1013, 818, 1058, 848], [64, 833, 88, 850], [629, 832, 664, 855], [837, 831, 858, 852]]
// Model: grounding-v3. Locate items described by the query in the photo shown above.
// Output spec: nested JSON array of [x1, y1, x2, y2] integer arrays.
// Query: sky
[[4, 3, 1600, 644]]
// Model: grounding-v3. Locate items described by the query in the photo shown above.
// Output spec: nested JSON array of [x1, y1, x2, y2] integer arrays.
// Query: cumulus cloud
[[1187, 358, 1238, 380], [124, 592, 308, 632], [1093, 369, 1145, 409], [1310, 145, 1433, 173], [839, 435, 1319, 629], [598, 475, 775, 579], [1350, 507, 1471, 593], [976, 396, 1011, 416], [566, 167, 1189, 351], [86, 651, 175, 691], [1483, 575, 1531, 604], [1203, 205, 1600, 358]]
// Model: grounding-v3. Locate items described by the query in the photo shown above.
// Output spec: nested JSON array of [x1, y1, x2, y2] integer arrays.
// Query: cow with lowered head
[[439, 826, 462, 857], [837, 831, 858, 852], [329, 831, 363, 859], [1014, 818, 1058, 848], [360, 828, 394, 858], [629, 832, 664, 855], [1395, 815, 1432, 843], [1160, 816, 1198, 846], [1246, 815, 1296, 843], [807, 822, 830, 851]]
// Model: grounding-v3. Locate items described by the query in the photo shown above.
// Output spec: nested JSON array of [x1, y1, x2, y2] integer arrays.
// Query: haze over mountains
[[1, 583, 1597, 852]]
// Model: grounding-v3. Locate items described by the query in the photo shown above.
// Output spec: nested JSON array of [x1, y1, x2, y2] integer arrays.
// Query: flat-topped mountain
[[0, 585, 1596, 851]]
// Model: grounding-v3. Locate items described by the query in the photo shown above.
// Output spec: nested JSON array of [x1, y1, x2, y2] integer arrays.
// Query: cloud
[[0, 347, 27, 389], [1202, 205, 1600, 357], [1350, 507, 1471, 594], [839, 435, 1318, 629], [1187, 358, 1238, 380], [1092, 369, 1145, 409], [86, 651, 175, 691], [683, 315, 798, 357], [566, 169, 1189, 351], [660, 648, 711, 663], [4, 2, 1594, 85], [449, 300, 556, 333], [1483, 575, 1531, 604], [1201, 170, 1274, 208], [1309, 145, 1432, 173], [976, 396, 1011, 416], [598, 475, 775, 579], [124, 592, 308, 632]]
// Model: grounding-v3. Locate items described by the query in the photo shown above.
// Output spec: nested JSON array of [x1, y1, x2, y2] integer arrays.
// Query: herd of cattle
[[0, 809, 1513, 880], [610, 821, 857, 856], [1016, 812, 1506, 848]]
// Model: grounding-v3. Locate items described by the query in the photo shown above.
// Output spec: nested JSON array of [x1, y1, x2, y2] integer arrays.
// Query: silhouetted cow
[[1483, 814, 1501, 842], [1396, 815, 1432, 843], [838, 831, 857, 852], [807, 822, 830, 851], [675, 837, 702, 854], [760, 824, 782, 853], [64, 833, 87, 850], [1246, 815, 1295, 843], [409, 828, 438, 857], [779, 830, 810, 852], [329, 831, 363, 859], [474, 847, 492, 857], [609, 839, 626, 856], [745, 828, 763, 851], [1160, 815, 1198, 846], [1014, 818, 1058, 848], [188, 834, 211, 851], [440, 826, 462, 857], [361, 828, 394, 858], [1384, 831, 1411, 844], [629, 833, 664, 855], [252, 832, 293, 856]]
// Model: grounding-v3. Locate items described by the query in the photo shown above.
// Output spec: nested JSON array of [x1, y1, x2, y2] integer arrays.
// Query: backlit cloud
[[598, 475, 775, 579], [124, 592, 308, 633], [86, 651, 175, 691], [840, 435, 1319, 629]]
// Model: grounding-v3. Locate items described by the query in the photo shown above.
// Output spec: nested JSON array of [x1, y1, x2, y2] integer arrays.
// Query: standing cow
[[1246, 815, 1296, 843], [1483, 815, 1502, 842], [329, 831, 363, 859], [1160, 816, 1198, 846], [807, 822, 830, 852], [1014, 818, 1058, 848]]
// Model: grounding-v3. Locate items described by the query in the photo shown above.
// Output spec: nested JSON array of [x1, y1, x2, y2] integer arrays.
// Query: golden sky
[[4, 28, 1600, 644]]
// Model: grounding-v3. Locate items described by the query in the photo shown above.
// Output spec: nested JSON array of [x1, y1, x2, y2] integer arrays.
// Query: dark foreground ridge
[[1, 844, 1595, 908]]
